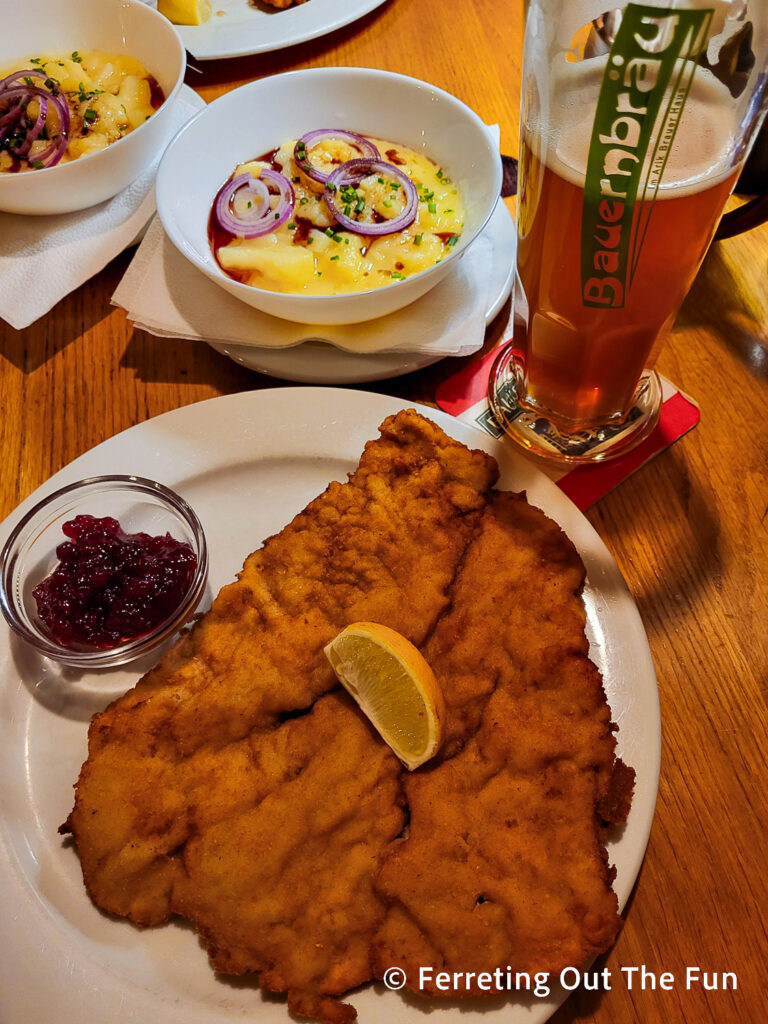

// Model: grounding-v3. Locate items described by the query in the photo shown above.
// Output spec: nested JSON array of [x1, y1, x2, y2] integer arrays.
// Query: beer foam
[[528, 57, 739, 198]]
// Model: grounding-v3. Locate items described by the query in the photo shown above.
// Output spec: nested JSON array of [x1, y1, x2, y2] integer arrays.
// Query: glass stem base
[[488, 344, 663, 465]]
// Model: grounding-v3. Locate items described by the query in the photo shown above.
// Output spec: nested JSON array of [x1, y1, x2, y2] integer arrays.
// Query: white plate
[[207, 200, 517, 384], [0, 388, 660, 1024], [176, 0, 388, 61]]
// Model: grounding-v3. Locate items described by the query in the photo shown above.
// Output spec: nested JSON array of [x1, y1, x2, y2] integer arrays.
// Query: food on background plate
[[158, 0, 212, 25], [324, 621, 446, 770], [63, 411, 634, 1023], [0, 51, 164, 172], [259, 0, 309, 8], [209, 128, 464, 295], [159, 0, 307, 24], [33, 514, 197, 650]]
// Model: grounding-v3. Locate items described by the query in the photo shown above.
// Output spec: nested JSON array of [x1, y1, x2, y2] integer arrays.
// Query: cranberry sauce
[[33, 514, 196, 649]]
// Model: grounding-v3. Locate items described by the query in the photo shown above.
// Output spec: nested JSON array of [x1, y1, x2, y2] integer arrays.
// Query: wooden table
[[1, 2, 766, 1021]]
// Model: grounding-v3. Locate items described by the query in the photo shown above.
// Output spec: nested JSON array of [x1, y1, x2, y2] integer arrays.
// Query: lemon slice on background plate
[[158, 0, 212, 25], [324, 622, 445, 770]]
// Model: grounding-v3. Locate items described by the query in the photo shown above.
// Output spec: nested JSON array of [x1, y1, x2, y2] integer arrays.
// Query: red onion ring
[[1, 84, 58, 107], [0, 69, 49, 92], [0, 102, 23, 144], [293, 129, 381, 186], [323, 159, 419, 236], [25, 89, 70, 167], [13, 95, 48, 157], [34, 133, 69, 168], [214, 168, 295, 238], [0, 78, 70, 168]]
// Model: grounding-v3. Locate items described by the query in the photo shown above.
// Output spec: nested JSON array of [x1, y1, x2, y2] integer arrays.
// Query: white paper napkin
[[0, 86, 206, 332], [112, 216, 494, 357]]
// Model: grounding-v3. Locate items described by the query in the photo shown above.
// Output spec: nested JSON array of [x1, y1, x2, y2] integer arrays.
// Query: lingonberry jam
[[33, 515, 197, 649]]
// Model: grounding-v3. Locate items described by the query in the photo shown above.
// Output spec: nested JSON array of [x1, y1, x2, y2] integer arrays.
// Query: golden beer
[[515, 131, 738, 425], [490, 1, 768, 461]]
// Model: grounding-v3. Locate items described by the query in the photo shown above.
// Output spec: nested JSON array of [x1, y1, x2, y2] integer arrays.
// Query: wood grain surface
[[1, 1, 767, 1022]]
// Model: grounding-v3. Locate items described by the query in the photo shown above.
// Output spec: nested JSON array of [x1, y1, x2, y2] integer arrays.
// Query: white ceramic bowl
[[0, 0, 185, 216], [156, 68, 502, 325]]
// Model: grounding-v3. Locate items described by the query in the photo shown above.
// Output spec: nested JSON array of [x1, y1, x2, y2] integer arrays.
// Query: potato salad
[[0, 50, 163, 172], [209, 130, 465, 295]]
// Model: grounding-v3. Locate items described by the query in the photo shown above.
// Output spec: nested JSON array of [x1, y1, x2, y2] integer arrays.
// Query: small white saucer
[[207, 202, 516, 384]]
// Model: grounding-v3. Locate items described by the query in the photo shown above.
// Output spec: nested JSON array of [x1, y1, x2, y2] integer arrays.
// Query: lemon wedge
[[324, 622, 445, 770], [158, 0, 212, 25]]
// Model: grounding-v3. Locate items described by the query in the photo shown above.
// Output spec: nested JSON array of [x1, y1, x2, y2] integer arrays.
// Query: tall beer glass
[[489, 0, 768, 462]]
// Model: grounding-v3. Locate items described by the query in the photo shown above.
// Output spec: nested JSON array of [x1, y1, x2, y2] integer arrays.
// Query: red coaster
[[436, 347, 700, 510]]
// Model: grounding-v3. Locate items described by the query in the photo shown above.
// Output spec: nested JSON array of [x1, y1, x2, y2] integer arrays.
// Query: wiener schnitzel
[[64, 411, 497, 1014], [373, 492, 634, 989], [64, 412, 633, 1023]]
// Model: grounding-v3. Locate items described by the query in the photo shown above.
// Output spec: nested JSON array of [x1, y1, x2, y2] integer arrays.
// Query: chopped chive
[[274, 212, 280, 220], [344, 205, 351, 216], [71, 51, 82, 63], [437, 170, 443, 179], [428, 202, 437, 214], [287, 221, 296, 230], [447, 235, 459, 246], [327, 183, 337, 192], [391, 271, 406, 280], [355, 197, 365, 213], [331, 233, 342, 243], [83, 108, 97, 124], [299, 196, 309, 205], [330, 255, 340, 261], [445, 208, 453, 213], [414, 234, 422, 246], [325, 228, 334, 237], [32, 160, 44, 169], [383, 200, 393, 208], [76, 82, 98, 103], [307, 236, 314, 244]]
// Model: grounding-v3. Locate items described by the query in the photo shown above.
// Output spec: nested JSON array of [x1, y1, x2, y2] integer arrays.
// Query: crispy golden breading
[[373, 493, 634, 991], [91, 410, 498, 762], [173, 692, 402, 1024], [64, 416, 633, 1024], [64, 412, 498, 1019]]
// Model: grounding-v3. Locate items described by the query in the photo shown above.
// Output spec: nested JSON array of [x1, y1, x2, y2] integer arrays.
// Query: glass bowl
[[0, 475, 208, 668]]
